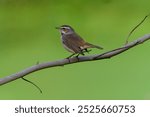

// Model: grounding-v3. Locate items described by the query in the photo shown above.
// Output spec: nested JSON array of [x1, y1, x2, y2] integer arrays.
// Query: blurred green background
[[0, 0, 150, 99]]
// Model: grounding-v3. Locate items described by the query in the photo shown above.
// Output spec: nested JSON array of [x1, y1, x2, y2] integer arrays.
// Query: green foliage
[[0, 0, 150, 99]]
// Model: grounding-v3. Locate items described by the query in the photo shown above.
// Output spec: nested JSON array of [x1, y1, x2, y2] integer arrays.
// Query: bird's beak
[[55, 27, 60, 29]]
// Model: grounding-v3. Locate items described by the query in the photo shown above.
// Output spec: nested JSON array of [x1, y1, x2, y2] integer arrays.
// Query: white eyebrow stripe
[[61, 27, 70, 29]]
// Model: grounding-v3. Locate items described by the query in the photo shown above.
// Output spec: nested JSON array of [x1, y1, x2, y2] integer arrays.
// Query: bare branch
[[125, 14, 150, 44], [0, 34, 150, 86]]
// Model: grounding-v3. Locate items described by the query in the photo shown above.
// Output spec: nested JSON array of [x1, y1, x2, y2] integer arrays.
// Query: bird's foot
[[75, 54, 80, 61], [66, 53, 76, 63]]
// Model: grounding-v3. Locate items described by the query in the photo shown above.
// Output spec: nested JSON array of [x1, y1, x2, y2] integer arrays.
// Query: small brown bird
[[56, 25, 103, 58]]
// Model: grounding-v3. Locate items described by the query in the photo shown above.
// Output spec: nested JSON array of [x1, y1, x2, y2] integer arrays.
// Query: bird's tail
[[84, 42, 103, 49]]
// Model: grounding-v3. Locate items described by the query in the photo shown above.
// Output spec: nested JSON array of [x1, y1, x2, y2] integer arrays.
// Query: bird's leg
[[66, 53, 76, 59], [66, 53, 76, 63], [75, 53, 80, 61], [84, 48, 88, 53], [75, 49, 92, 61], [84, 48, 92, 53], [67, 49, 90, 62], [75, 50, 85, 61]]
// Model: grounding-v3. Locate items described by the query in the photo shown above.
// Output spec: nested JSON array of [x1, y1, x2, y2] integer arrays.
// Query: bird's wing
[[63, 34, 85, 53], [71, 33, 103, 50]]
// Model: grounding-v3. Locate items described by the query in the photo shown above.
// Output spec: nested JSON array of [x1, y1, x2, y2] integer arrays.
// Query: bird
[[56, 25, 103, 58]]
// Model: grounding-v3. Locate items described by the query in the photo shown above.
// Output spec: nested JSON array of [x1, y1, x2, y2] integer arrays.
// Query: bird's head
[[56, 25, 75, 35]]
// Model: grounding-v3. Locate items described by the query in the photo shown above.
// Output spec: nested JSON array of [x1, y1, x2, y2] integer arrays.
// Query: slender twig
[[125, 14, 150, 44], [0, 34, 150, 86], [22, 77, 42, 93]]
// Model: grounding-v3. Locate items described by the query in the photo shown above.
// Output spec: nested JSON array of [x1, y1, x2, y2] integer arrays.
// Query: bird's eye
[[62, 28, 68, 32]]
